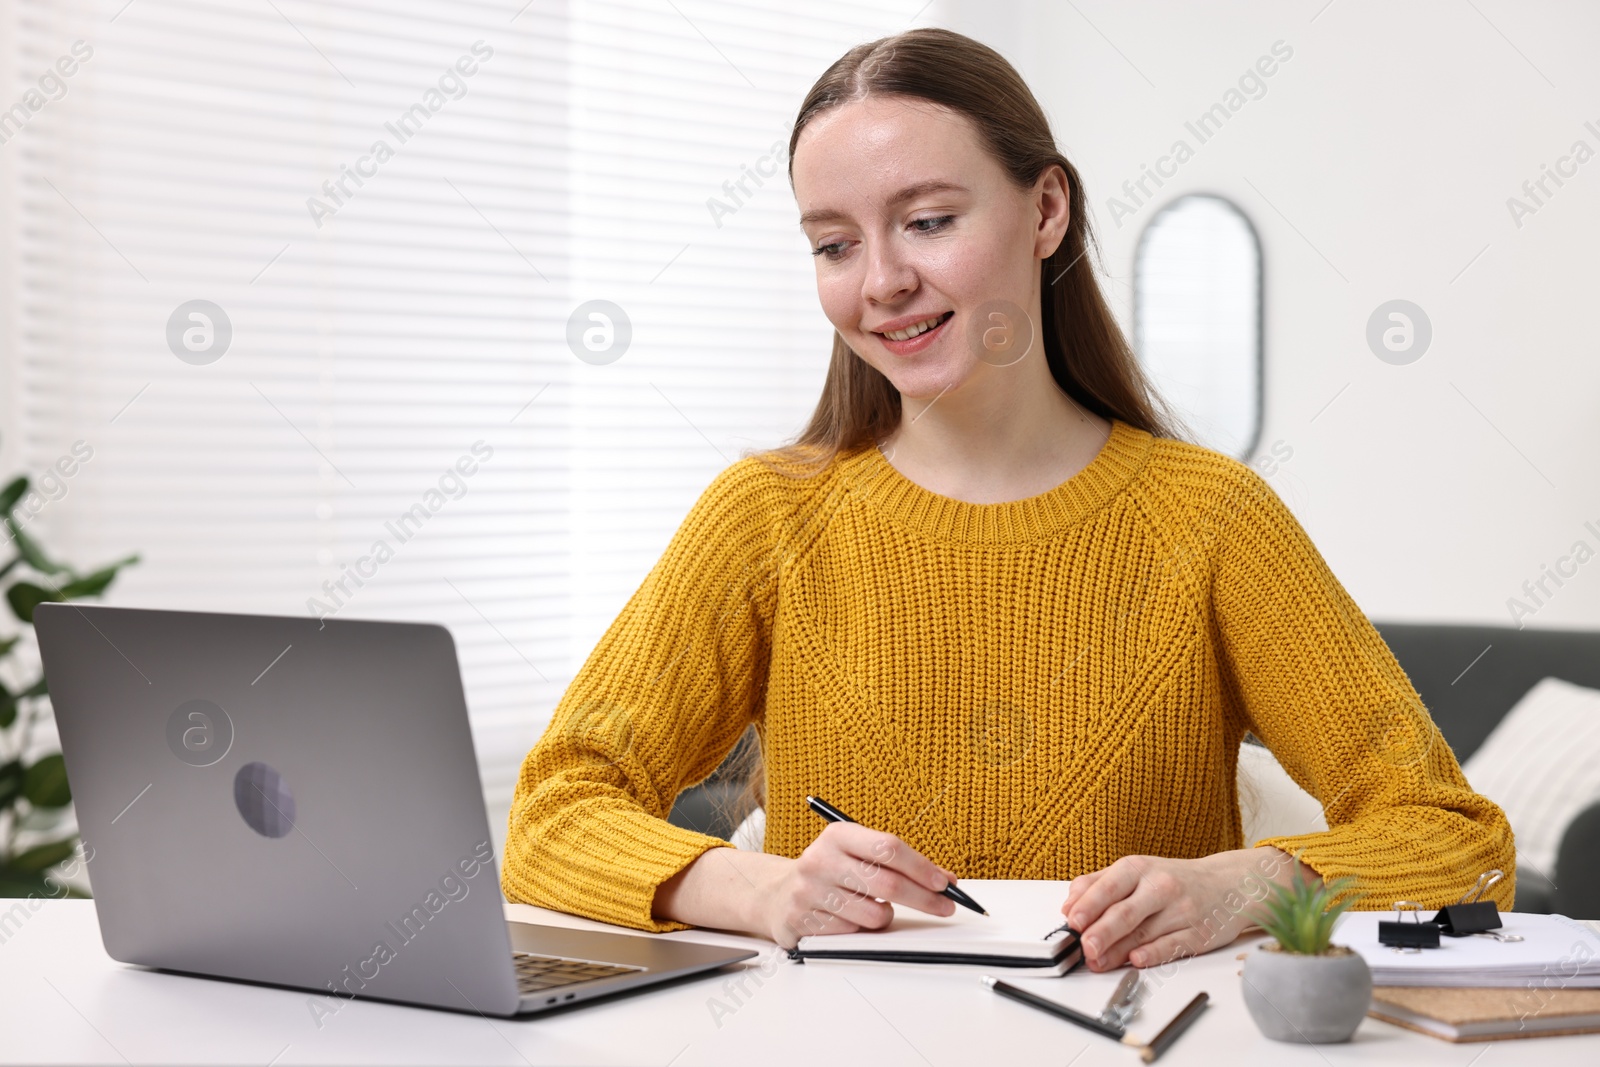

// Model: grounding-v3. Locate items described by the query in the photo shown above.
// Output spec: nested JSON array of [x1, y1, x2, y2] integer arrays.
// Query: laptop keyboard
[[513, 951, 645, 994]]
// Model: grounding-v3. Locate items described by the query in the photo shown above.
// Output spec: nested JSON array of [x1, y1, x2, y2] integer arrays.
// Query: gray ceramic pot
[[1240, 942, 1372, 1043]]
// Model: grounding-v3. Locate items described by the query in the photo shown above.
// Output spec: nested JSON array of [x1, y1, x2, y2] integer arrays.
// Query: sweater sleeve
[[1207, 466, 1516, 911], [501, 458, 782, 931]]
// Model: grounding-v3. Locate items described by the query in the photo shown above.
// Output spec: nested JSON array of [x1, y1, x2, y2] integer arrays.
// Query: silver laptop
[[34, 603, 756, 1018]]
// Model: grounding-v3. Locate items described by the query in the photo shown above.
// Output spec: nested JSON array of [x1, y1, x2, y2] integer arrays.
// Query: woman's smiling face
[[791, 93, 1068, 403]]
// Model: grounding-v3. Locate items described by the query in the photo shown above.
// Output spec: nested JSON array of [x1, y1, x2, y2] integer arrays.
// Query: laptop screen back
[[35, 605, 520, 1016]]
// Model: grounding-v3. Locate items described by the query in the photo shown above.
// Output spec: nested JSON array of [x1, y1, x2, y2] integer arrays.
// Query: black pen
[[804, 794, 989, 916]]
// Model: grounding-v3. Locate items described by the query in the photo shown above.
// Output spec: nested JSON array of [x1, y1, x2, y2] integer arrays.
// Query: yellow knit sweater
[[503, 420, 1515, 931]]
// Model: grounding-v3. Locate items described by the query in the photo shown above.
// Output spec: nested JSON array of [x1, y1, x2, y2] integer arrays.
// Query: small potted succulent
[[1241, 860, 1369, 1043]]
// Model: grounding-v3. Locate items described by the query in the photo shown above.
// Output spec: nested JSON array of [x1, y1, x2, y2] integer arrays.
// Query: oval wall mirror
[[1133, 194, 1263, 460]]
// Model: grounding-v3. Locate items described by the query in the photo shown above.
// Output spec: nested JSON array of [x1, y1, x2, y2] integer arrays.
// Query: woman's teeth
[[883, 312, 951, 341]]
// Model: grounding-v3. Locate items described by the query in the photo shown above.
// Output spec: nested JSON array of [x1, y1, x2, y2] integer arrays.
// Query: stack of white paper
[[1334, 911, 1600, 987]]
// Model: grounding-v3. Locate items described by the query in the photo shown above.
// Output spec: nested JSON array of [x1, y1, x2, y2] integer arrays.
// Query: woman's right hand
[[653, 822, 963, 948], [755, 822, 959, 948]]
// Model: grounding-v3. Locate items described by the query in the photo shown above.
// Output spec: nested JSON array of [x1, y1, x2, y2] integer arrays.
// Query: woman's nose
[[861, 232, 918, 305]]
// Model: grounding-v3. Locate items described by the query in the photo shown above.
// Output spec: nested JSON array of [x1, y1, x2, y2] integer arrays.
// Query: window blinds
[[6, 0, 937, 838]]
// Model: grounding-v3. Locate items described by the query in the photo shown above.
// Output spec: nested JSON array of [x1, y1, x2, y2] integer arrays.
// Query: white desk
[[3, 899, 1598, 1065]]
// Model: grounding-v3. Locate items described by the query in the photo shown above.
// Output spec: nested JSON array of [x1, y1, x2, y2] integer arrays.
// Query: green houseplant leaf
[[7, 581, 65, 623], [0, 475, 26, 515], [57, 555, 140, 599], [0, 865, 84, 897], [4, 519, 67, 575], [0, 868, 55, 897], [7, 837, 77, 872], [22, 754, 71, 808], [0, 455, 137, 896], [2, 676, 48, 727], [0, 760, 22, 808]]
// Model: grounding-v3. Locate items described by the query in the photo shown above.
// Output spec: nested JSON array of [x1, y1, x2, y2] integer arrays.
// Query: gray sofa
[[669, 621, 1600, 917], [1374, 621, 1600, 917]]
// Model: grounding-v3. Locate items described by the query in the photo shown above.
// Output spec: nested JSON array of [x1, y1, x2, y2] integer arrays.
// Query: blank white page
[[796, 879, 1075, 957]]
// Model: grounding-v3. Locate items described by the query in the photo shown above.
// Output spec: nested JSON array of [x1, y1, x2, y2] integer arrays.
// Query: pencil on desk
[[982, 977, 1208, 1064], [983, 975, 1126, 1040], [1136, 992, 1208, 1062]]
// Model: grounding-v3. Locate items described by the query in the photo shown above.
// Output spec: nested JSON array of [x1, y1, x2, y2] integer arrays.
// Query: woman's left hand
[[1061, 847, 1317, 971]]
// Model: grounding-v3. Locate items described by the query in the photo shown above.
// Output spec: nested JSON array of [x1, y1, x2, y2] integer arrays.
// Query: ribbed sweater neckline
[[839, 418, 1153, 544]]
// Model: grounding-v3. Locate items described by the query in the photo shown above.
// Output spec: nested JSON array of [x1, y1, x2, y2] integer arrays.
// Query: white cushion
[[1462, 676, 1600, 880], [1238, 739, 1327, 844], [731, 806, 765, 851], [723, 740, 1327, 853]]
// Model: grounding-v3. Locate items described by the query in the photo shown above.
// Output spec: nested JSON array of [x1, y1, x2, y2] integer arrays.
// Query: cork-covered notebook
[[1370, 986, 1600, 1042]]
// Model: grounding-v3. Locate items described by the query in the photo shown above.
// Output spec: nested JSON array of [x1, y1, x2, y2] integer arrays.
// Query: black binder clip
[[1432, 870, 1520, 940], [1378, 900, 1440, 952]]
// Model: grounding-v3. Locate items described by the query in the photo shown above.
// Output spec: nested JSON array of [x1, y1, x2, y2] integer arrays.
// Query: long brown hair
[[766, 26, 1188, 472]]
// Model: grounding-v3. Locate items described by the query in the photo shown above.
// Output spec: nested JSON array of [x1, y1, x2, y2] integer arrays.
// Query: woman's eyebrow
[[798, 179, 970, 227]]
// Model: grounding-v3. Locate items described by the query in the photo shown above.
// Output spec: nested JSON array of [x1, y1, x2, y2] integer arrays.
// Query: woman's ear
[[1033, 163, 1071, 261]]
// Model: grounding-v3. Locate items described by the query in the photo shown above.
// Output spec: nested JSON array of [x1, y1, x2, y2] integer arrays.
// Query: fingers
[[815, 823, 957, 916], [775, 877, 895, 948], [1080, 883, 1170, 970], [831, 822, 952, 890], [1068, 858, 1197, 971], [773, 823, 959, 947], [1090, 928, 1146, 972], [1129, 930, 1201, 970], [1061, 870, 1101, 915], [779, 909, 863, 950], [1065, 855, 1145, 932], [839, 863, 954, 917], [1054, 852, 1274, 969], [1089, 907, 1186, 971], [797, 884, 894, 933]]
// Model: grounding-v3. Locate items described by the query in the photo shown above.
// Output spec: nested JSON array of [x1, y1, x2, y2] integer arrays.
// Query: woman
[[502, 27, 1514, 972]]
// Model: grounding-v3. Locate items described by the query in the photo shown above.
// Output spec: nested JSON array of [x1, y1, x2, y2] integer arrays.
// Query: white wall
[[945, 0, 1600, 630], [0, 20, 20, 480]]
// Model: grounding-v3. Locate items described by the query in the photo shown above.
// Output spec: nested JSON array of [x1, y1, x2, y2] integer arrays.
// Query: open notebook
[[789, 879, 1083, 976]]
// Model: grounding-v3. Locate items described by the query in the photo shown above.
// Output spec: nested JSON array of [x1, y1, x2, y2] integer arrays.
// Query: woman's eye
[[810, 216, 951, 260]]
